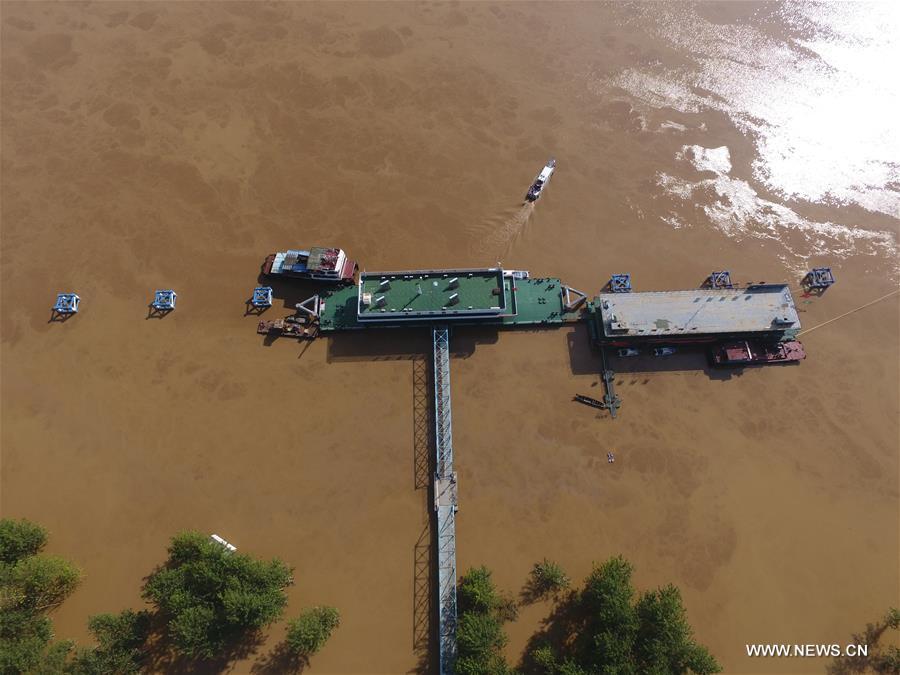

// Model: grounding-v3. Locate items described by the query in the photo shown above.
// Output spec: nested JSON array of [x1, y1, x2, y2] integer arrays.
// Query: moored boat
[[263, 247, 357, 284], [257, 317, 318, 339], [574, 394, 604, 409], [710, 339, 805, 366]]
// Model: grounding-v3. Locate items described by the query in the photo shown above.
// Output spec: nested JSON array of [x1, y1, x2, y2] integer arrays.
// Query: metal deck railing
[[433, 326, 457, 674]]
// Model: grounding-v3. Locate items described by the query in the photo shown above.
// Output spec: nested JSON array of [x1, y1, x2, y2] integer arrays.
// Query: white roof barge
[[592, 284, 801, 344]]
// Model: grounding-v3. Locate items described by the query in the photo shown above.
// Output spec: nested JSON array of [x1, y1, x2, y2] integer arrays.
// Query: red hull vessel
[[710, 339, 806, 366]]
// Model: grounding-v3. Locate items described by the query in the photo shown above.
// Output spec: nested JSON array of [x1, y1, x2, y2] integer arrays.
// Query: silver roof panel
[[597, 285, 801, 337]]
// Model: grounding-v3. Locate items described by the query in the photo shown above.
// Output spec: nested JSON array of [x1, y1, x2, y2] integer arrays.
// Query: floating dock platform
[[317, 268, 584, 332], [586, 283, 801, 346]]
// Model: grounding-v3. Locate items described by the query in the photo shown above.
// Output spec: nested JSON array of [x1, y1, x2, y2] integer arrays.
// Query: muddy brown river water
[[2, 2, 898, 673]]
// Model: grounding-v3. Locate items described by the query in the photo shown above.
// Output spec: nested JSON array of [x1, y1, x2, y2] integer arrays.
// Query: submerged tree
[[526, 555, 720, 675], [456, 566, 517, 675], [828, 608, 900, 675], [285, 606, 341, 658], [142, 531, 293, 659], [0, 519, 48, 567], [0, 518, 81, 675], [524, 559, 571, 602], [65, 610, 152, 674]]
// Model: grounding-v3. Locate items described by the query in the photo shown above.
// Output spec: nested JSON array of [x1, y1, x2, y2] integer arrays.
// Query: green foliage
[[455, 651, 513, 675], [456, 567, 516, 674], [142, 531, 292, 659], [6, 555, 81, 611], [634, 584, 718, 674], [457, 612, 508, 663], [0, 519, 48, 566], [528, 559, 570, 599], [285, 606, 341, 657], [0, 609, 52, 674], [531, 644, 558, 670], [886, 608, 900, 630], [829, 607, 900, 675], [578, 555, 639, 673], [529, 555, 720, 675], [458, 566, 518, 622], [31, 640, 75, 675], [66, 610, 151, 674], [459, 566, 502, 615], [872, 645, 900, 674], [0, 519, 80, 675]]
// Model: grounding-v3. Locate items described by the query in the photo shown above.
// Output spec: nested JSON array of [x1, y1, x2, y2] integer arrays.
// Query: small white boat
[[653, 347, 676, 357], [525, 158, 556, 202], [617, 348, 640, 357], [210, 534, 237, 553]]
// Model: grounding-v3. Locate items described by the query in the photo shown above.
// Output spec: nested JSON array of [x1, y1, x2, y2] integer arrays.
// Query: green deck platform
[[358, 269, 506, 321], [317, 270, 583, 332]]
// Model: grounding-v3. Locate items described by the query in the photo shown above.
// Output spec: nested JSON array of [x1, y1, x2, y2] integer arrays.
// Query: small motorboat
[[653, 346, 676, 357], [617, 348, 640, 357], [525, 158, 556, 202]]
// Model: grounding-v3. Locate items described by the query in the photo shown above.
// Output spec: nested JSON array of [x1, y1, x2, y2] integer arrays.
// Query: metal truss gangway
[[433, 326, 458, 675]]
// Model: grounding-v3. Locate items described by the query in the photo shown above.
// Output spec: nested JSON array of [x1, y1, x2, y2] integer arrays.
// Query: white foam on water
[[602, 2, 900, 221], [676, 145, 732, 175], [660, 214, 688, 230], [657, 153, 898, 267]]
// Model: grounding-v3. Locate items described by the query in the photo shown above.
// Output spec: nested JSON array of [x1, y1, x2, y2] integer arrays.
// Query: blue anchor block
[[805, 268, 835, 288], [709, 271, 733, 289], [53, 293, 80, 314], [251, 286, 273, 308], [610, 274, 632, 293], [152, 290, 177, 311]]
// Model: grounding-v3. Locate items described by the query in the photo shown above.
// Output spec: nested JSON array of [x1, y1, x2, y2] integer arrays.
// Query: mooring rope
[[797, 288, 900, 337]]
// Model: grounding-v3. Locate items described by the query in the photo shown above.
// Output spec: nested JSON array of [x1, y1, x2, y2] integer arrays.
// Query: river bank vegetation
[[0, 521, 340, 674], [456, 555, 722, 675]]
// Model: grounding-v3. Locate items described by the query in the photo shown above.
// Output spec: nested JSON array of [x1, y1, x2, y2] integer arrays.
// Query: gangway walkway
[[433, 326, 458, 674]]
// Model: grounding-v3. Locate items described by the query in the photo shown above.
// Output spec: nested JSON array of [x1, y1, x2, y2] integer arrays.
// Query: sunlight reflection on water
[[615, 1, 900, 218]]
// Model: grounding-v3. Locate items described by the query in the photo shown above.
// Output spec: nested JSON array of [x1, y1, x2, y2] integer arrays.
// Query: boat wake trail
[[467, 203, 535, 263]]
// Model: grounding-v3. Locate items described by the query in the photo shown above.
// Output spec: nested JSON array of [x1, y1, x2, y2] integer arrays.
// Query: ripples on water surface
[[466, 202, 535, 263]]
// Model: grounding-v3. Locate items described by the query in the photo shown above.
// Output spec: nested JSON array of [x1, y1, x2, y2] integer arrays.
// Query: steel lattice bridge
[[432, 327, 458, 673]]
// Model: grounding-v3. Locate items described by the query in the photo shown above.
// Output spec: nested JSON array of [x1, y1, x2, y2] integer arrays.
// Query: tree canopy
[[456, 566, 516, 675], [828, 608, 900, 675], [526, 555, 720, 675], [524, 559, 570, 602], [63, 610, 151, 675], [0, 518, 81, 675], [0, 519, 48, 567], [285, 606, 341, 657], [142, 531, 293, 659]]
